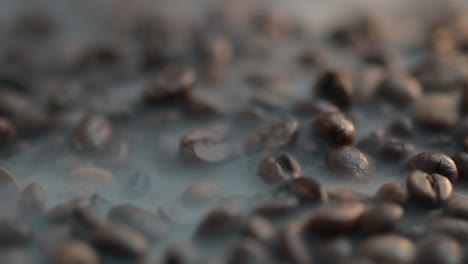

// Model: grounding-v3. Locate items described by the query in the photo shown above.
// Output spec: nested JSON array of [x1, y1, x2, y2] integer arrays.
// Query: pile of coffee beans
[[2, 0, 468, 263]]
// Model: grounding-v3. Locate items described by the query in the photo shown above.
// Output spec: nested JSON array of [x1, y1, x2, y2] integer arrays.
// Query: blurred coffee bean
[[0, 217, 33, 244], [163, 241, 199, 264], [0, 117, 15, 145], [358, 202, 404, 234], [18, 182, 45, 216], [243, 216, 276, 246], [387, 116, 413, 138], [357, 234, 415, 264], [416, 94, 459, 129], [90, 96, 132, 119], [253, 196, 299, 218], [312, 112, 355, 147], [194, 206, 242, 240], [406, 151, 458, 182], [227, 238, 269, 264], [47, 198, 91, 224], [327, 146, 371, 180], [407, 170, 452, 206], [288, 176, 328, 203], [108, 204, 167, 242], [328, 187, 372, 203], [257, 154, 302, 184], [413, 56, 466, 92], [196, 34, 233, 82], [67, 166, 115, 184], [304, 202, 365, 234], [314, 70, 354, 108], [443, 196, 468, 219], [416, 235, 462, 264], [182, 179, 223, 207], [315, 237, 352, 264], [51, 240, 99, 264], [144, 64, 196, 104], [293, 99, 338, 116], [92, 224, 149, 259], [280, 220, 311, 264], [380, 139, 415, 162], [245, 118, 299, 153], [430, 217, 468, 242], [72, 113, 114, 152], [375, 181, 408, 206], [452, 152, 468, 181], [42, 79, 80, 112], [356, 128, 385, 155], [377, 72, 422, 106], [187, 90, 226, 116]]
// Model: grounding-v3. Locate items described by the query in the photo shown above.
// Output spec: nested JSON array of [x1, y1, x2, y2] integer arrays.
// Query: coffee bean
[[377, 72, 422, 106], [380, 139, 415, 162], [407, 170, 453, 206], [416, 94, 459, 129], [0, 167, 20, 200], [281, 220, 311, 264], [312, 112, 355, 147], [406, 151, 458, 182], [328, 187, 372, 203], [288, 176, 328, 203], [413, 56, 466, 92], [358, 202, 404, 234], [243, 216, 276, 246], [67, 166, 115, 184], [416, 235, 462, 264], [375, 181, 408, 206], [253, 196, 299, 218], [356, 128, 385, 154], [182, 179, 223, 207], [143, 64, 196, 104], [0, 217, 33, 244], [357, 234, 415, 264], [18, 182, 45, 216], [196, 34, 233, 82], [194, 206, 242, 240], [0, 117, 15, 145], [108, 204, 167, 242], [443, 196, 468, 219], [72, 113, 114, 152], [314, 70, 354, 108], [327, 146, 371, 180], [163, 241, 199, 264], [315, 237, 352, 264], [227, 238, 270, 264], [452, 152, 468, 181], [244, 118, 299, 154], [258, 154, 302, 184], [187, 90, 226, 116], [387, 117, 413, 138], [430, 217, 468, 242], [47, 198, 91, 224], [293, 99, 338, 117], [304, 202, 365, 234], [51, 240, 99, 264]]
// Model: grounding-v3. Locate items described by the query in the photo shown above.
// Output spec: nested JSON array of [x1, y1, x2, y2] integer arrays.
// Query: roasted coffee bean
[[288, 176, 328, 203], [281, 220, 311, 264], [182, 179, 223, 207], [72, 113, 114, 152], [314, 70, 354, 108], [163, 241, 199, 264], [194, 206, 242, 240], [416, 235, 462, 264], [293, 99, 339, 116], [18, 182, 45, 216], [304, 202, 365, 234], [407, 170, 452, 206], [243, 216, 276, 245], [375, 181, 408, 206], [327, 146, 371, 180], [357, 234, 415, 264], [315, 237, 353, 264], [245, 118, 299, 153], [328, 187, 372, 203], [47, 198, 91, 224], [187, 90, 226, 116], [452, 152, 468, 181], [312, 112, 355, 147], [416, 94, 459, 129], [430, 217, 468, 242], [227, 238, 269, 264], [0, 117, 15, 145], [380, 139, 415, 162], [51, 240, 99, 264], [0, 167, 20, 199], [358, 202, 404, 234], [406, 151, 458, 182], [108, 204, 167, 242], [387, 117, 413, 137], [377, 72, 422, 106], [257, 154, 302, 184], [443, 196, 468, 219], [253, 196, 299, 218], [0, 217, 33, 244], [356, 128, 385, 154], [143, 64, 196, 104], [67, 166, 115, 184]]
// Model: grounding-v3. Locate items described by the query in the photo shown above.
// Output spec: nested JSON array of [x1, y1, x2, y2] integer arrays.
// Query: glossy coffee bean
[[452, 152, 468, 181], [51, 240, 99, 264], [72, 113, 114, 152], [245, 118, 299, 153], [18, 182, 46, 216], [258, 154, 302, 184], [407, 170, 452, 206], [315, 237, 352, 264], [416, 235, 462, 264], [380, 139, 415, 162], [375, 181, 408, 206], [416, 94, 459, 129], [358, 202, 404, 234], [312, 112, 355, 147], [194, 206, 242, 240], [288, 176, 328, 203], [406, 152, 458, 182], [377, 72, 422, 106], [304, 202, 365, 234], [357, 234, 415, 264], [182, 179, 223, 207], [327, 146, 371, 180], [314, 70, 354, 108]]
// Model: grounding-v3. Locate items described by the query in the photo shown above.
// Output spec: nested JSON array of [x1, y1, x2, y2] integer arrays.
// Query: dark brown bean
[[163, 241, 199, 264], [377, 72, 422, 106], [72, 113, 114, 152], [304, 202, 365, 234], [108, 204, 167, 242], [358, 202, 404, 234], [182, 179, 223, 207], [315, 237, 353, 264], [416, 94, 459, 129], [0, 117, 15, 145], [194, 206, 242, 240], [387, 116, 413, 137], [143, 64, 196, 104], [416, 235, 462, 264], [407, 170, 452, 206], [452, 152, 468, 181], [51, 240, 99, 264], [289, 176, 328, 203], [357, 234, 415, 264], [187, 90, 226, 116], [0, 217, 33, 244], [280, 220, 311, 264], [312, 112, 355, 147], [380, 139, 415, 162], [327, 146, 371, 180], [46, 198, 91, 224], [243, 216, 276, 246], [245, 118, 299, 153], [375, 181, 408, 206], [406, 151, 458, 182], [314, 70, 354, 108], [257, 154, 302, 184], [253, 196, 299, 218], [18, 182, 45, 216], [443, 196, 468, 219], [227, 238, 269, 264], [430, 217, 468, 242]]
